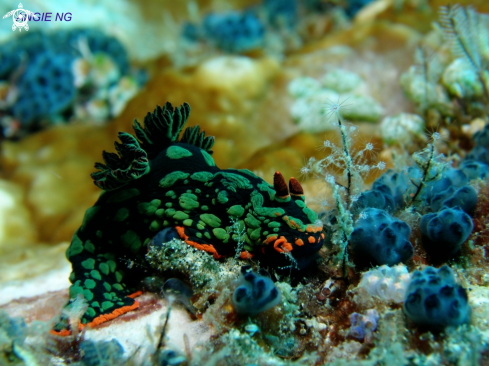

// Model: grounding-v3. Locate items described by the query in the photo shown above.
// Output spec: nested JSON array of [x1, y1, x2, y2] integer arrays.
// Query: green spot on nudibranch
[[303, 207, 319, 223], [295, 200, 306, 208], [67, 234, 84, 258], [80, 206, 100, 231], [201, 149, 216, 166], [159, 171, 190, 188], [138, 199, 161, 216], [86, 307, 96, 317], [200, 214, 221, 228], [274, 195, 291, 203], [83, 290, 94, 301], [150, 220, 162, 232], [107, 188, 140, 203], [114, 207, 130, 222], [204, 232, 211, 240], [179, 193, 199, 210], [245, 213, 261, 229], [84, 240, 95, 253], [201, 205, 209, 211], [250, 228, 261, 240], [113, 283, 123, 291], [227, 205, 245, 217], [217, 190, 228, 204], [121, 230, 140, 247], [104, 293, 113, 300], [216, 172, 253, 190], [90, 270, 102, 281], [103, 282, 111, 292], [183, 219, 193, 226], [165, 209, 176, 217], [213, 228, 230, 241], [107, 260, 116, 273], [257, 182, 276, 200], [81, 258, 95, 270], [155, 209, 165, 218], [173, 211, 189, 220], [166, 145, 193, 159], [69, 281, 83, 298], [166, 191, 175, 197], [102, 301, 114, 310], [268, 221, 281, 228], [96, 230, 103, 238], [115, 271, 123, 283], [84, 279, 96, 289], [190, 171, 214, 182]]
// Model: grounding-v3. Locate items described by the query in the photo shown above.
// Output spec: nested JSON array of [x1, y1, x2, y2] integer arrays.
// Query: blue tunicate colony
[[0, 29, 141, 138], [232, 266, 281, 316], [349, 128, 485, 267], [403, 266, 470, 330], [182, 0, 373, 53]]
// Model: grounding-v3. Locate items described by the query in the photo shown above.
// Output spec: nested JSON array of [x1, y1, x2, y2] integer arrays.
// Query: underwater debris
[[357, 264, 411, 303]]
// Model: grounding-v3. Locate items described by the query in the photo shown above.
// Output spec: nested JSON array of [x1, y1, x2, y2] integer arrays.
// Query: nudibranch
[[54, 102, 324, 334]]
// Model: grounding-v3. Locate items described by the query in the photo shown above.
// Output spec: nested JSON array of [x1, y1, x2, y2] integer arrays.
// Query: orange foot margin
[[50, 291, 143, 336]]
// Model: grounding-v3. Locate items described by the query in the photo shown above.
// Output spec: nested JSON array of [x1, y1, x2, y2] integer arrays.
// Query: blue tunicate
[[403, 265, 470, 330], [430, 185, 478, 216], [352, 189, 395, 213], [350, 208, 413, 266], [460, 160, 489, 180], [350, 309, 379, 341], [12, 52, 75, 124], [420, 206, 473, 262], [424, 168, 468, 203], [232, 266, 281, 315], [371, 169, 410, 209], [466, 145, 489, 165], [201, 11, 265, 53]]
